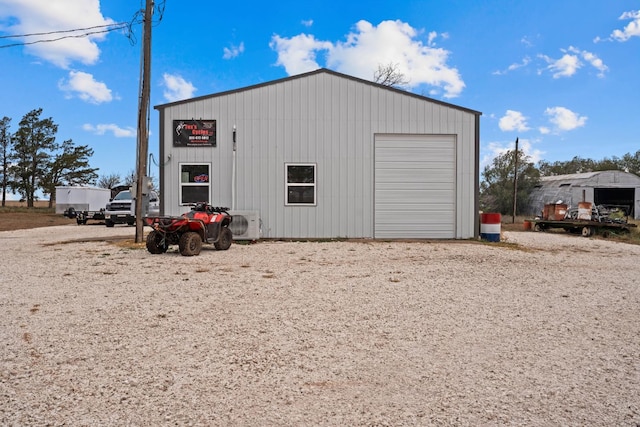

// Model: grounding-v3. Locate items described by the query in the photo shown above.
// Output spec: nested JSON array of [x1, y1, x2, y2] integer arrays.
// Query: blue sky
[[1, 0, 639, 190]]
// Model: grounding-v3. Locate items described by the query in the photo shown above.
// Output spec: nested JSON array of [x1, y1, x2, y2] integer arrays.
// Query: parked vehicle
[[104, 189, 160, 227], [144, 202, 233, 256], [56, 186, 111, 225], [530, 203, 637, 237]]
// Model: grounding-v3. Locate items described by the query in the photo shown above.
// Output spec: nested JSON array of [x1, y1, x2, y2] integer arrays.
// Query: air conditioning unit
[[228, 210, 261, 240]]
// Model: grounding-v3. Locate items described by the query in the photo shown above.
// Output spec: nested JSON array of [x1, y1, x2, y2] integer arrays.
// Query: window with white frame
[[180, 163, 211, 204], [285, 163, 316, 206]]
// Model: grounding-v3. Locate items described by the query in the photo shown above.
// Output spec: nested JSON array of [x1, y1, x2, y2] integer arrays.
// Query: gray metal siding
[[157, 71, 478, 238]]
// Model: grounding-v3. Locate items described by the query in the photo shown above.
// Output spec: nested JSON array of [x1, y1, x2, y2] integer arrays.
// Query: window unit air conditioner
[[228, 210, 261, 240]]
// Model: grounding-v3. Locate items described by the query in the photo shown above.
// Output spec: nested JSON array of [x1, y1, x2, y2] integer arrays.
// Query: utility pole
[[512, 137, 519, 224], [135, 0, 153, 243]]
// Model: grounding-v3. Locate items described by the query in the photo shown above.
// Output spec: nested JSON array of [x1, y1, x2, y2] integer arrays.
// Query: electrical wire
[[0, 22, 128, 40], [0, 2, 165, 49], [0, 26, 130, 49]]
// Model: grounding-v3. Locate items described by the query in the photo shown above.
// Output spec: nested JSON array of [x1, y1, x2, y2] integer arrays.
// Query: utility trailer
[[55, 186, 111, 225], [530, 218, 637, 237], [530, 203, 637, 237]]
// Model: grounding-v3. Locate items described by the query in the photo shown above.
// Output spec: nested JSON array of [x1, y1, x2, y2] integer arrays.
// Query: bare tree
[[97, 173, 122, 189], [373, 62, 410, 88], [124, 170, 137, 187]]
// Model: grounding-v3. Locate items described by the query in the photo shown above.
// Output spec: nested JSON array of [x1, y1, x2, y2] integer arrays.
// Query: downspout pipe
[[232, 124, 237, 210]]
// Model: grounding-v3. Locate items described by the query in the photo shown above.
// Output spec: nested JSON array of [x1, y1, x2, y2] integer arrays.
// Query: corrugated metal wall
[[527, 171, 640, 219], [157, 70, 479, 238]]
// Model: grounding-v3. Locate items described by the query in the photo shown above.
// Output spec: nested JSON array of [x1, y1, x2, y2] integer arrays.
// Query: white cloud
[[493, 56, 531, 75], [269, 33, 333, 76], [301, 19, 313, 27], [270, 20, 465, 98], [578, 49, 608, 78], [223, 42, 245, 59], [538, 52, 581, 78], [544, 106, 587, 132], [611, 10, 640, 42], [538, 46, 608, 78], [481, 138, 544, 170], [162, 73, 196, 102], [0, 0, 115, 68], [58, 71, 114, 104], [427, 31, 438, 46], [520, 36, 534, 47], [499, 110, 530, 132], [82, 123, 135, 138]]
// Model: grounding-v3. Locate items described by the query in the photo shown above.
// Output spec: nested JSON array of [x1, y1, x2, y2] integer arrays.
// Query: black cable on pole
[[512, 137, 519, 224]]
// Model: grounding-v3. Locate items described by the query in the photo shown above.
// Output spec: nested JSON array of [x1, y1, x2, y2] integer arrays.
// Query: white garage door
[[375, 134, 456, 238]]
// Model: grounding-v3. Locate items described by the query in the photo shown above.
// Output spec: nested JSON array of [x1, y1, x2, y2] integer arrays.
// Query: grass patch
[[0, 206, 55, 213]]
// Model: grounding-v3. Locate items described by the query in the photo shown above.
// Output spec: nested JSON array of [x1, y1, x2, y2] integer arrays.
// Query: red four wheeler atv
[[144, 202, 233, 256]]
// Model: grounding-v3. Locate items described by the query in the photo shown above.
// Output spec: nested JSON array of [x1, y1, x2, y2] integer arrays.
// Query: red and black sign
[[173, 120, 217, 147]]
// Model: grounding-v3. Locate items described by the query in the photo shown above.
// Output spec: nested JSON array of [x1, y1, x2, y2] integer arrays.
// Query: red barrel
[[480, 213, 501, 242]]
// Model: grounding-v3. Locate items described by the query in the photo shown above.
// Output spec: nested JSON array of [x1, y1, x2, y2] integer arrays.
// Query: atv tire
[[105, 219, 115, 227], [179, 232, 202, 256], [146, 230, 168, 254], [214, 227, 233, 250]]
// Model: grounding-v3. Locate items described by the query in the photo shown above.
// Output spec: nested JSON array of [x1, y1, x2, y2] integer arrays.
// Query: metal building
[[154, 68, 482, 239], [527, 170, 640, 219]]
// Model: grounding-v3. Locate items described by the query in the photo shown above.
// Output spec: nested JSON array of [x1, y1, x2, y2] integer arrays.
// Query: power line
[[0, 3, 166, 50], [0, 26, 131, 49], [0, 22, 129, 40]]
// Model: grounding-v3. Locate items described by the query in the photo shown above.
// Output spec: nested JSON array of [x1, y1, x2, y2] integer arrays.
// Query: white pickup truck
[[104, 189, 160, 227]]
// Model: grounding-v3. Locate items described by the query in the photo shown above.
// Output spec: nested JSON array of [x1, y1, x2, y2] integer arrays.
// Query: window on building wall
[[180, 163, 210, 204], [285, 163, 316, 206]]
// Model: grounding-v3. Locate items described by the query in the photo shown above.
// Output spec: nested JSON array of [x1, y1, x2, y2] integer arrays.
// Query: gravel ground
[[1, 225, 639, 426]]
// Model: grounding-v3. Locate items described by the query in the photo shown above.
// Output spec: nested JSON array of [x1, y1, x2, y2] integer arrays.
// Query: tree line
[[480, 149, 640, 215], [0, 109, 138, 208]]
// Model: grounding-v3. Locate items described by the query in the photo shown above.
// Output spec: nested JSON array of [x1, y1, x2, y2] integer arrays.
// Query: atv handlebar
[[189, 202, 230, 214]]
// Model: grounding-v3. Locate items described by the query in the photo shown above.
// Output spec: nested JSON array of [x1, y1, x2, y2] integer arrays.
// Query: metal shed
[[527, 170, 640, 219], [154, 68, 482, 239]]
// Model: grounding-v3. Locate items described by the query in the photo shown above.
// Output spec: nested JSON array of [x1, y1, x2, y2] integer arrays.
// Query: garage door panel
[[375, 134, 456, 239], [376, 211, 455, 223], [376, 151, 454, 163], [376, 180, 455, 189], [376, 169, 455, 183], [376, 149, 454, 162], [375, 224, 455, 239], [376, 189, 455, 201]]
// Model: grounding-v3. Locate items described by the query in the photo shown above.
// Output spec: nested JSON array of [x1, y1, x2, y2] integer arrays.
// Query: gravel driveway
[[1, 225, 639, 426]]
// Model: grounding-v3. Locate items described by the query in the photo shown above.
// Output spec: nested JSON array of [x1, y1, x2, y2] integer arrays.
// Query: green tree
[[537, 155, 628, 176], [619, 150, 640, 175], [0, 116, 12, 207], [537, 156, 595, 176], [41, 139, 99, 207], [594, 156, 623, 172], [10, 109, 58, 207], [480, 149, 540, 215]]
